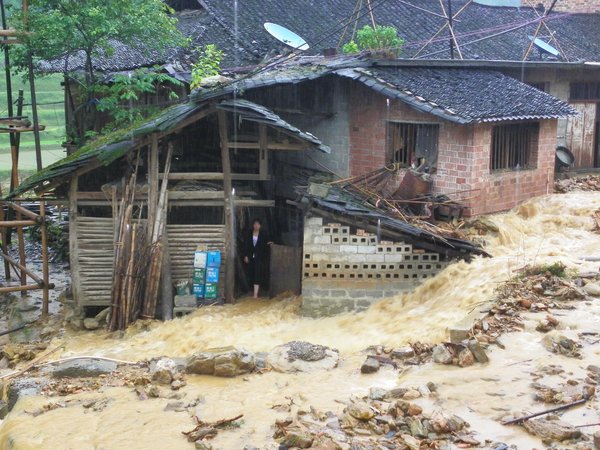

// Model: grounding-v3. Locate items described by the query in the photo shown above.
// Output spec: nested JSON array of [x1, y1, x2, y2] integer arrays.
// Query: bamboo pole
[[6, 201, 41, 221], [0, 220, 37, 227], [0, 283, 46, 293], [40, 200, 49, 315], [0, 251, 43, 284]]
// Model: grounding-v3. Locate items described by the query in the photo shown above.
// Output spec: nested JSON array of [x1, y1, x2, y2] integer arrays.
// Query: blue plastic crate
[[206, 250, 221, 268], [206, 266, 220, 283], [192, 283, 205, 298]]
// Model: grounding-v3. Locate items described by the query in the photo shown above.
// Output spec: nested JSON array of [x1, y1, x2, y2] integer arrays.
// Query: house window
[[387, 122, 439, 168], [527, 81, 548, 93], [490, 122, 539, 172], [570, 82, 600, 101]]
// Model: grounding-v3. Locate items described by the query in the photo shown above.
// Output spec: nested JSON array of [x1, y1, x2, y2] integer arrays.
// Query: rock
[[83, 318, 100, 330], [407, 403, 422, 416], [468, 339, 489, 363], [186, 352, 215, 375], [583, 283, 600, 297], [472, 217, 499, 233], [408, 417, 427, 437], [150, 358, 178, 385], [254, 352, 267, 370], [542, 331, 581, 357], [593, 430, 600, 450], [458, 348, 475, 367], [7, 377, 48, 410], [523, 418, 581, 442], [361, 357, 380, 374], [391, 347, 415, 359], [94, 307, 110, 323], [48, 358, 117, 378], [0, 400, 8, 419], [348, 402, 375, 420], [403, 389, 421, 400], [186, 347, 254, 377], [401, 434, 421, 450], [519, 298, 533, 309], [266, 341, 339, 373], [195, 442, 213, 450], [171, 380, 186, 390], [280, 431, 313, 448], [369, 387, 388, 401], [432, 344, 453, 365]]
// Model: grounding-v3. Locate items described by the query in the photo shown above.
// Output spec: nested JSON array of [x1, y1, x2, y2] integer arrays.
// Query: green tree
[[343, 25, 404, 57], [9, 0, 187, 143], [190, 44, 225, 90]]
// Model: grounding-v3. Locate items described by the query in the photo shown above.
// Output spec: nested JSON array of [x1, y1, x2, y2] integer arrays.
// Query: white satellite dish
[[528, 36, 560, 56], [473, 0, 521, 6], [264, 22, 310, 51]]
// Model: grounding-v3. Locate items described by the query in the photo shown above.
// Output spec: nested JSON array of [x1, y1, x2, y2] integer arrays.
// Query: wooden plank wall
[[566, 102, 597, 168], [76, 221, 227, 307], [76, 217, 115, 306]]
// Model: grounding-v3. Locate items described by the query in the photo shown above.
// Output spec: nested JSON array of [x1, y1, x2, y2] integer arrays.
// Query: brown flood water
[[1, 192, 600, 449]]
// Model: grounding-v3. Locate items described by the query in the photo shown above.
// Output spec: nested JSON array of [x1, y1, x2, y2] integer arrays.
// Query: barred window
[[570, 82, 600, 101], [387, 122, 439, 168], [490, 122, 539, 172]]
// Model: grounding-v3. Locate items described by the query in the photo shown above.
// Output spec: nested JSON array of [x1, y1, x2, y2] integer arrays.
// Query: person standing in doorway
[[242, 218, 272, 298]]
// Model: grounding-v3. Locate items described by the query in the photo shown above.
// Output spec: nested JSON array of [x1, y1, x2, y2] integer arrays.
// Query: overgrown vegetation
[[520, 262, 569, 278], [95, 68, 183, 132], [190, 44, 225, 90], [342, 25, 404, 57]]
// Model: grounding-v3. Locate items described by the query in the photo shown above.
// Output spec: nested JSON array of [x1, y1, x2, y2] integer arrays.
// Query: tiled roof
[[193, 57, 576, 123], [37, 9, 259, 73], [340, 66, 577, 123], [200, 0, 600, 62]]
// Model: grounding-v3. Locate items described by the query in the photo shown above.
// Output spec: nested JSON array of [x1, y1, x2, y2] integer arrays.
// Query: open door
[[269, 244, 302, 297]]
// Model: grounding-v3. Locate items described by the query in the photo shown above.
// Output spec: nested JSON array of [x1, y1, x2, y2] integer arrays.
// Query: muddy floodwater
[[1, 191, 600, 448]]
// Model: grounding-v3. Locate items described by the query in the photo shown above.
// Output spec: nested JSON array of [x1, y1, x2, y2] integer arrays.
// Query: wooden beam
[[5, 201, 41, 221], [159, 172, 271, 181], [69, 176, 81, 306], [40, 200, 49, 315], [0, 220, 36, 227], [0, 251, 44, 285], [228, 141, 307, 151], [147, 133, 159, 241], [0, 283, 51, 294], [168, 191, 225, 200], [218, 110, 235, 304]]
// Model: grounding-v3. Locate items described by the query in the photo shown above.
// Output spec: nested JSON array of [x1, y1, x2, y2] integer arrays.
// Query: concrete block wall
[[301, 216, 448, 317]]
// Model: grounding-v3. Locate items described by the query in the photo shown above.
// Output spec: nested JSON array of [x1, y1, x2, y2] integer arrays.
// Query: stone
[[195, 442, 213, 450], [0, 400, 8, 419], [407, 403, 422, 416], [281, 431, 313, 448], [150, 358, 178, 385], [593, 430, 600, 450], [361, 357, 380, 374], [7, 377, 49, 410], [391, 347, 415, 359], [432, 344, 453, 364], [266, 341, 339, 373], [171, 380, 186, 390], [83, 318, 100, 330], [458, 348, 475, 367], [408, 417, 427, 437], [186, 352, 215, 375], [94, 307, 110, 323], [348, 402, 375, 421], [402, 434, 421, 450], [369, 387, 388, 401], [583, 283, 600, 297], [523, 418, 581, 442], [49, 358, 117, 378], [403, 389, 421, 400]]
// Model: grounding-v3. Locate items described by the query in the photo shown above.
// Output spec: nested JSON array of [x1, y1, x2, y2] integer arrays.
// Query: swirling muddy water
[[2, 191, 600, 449]]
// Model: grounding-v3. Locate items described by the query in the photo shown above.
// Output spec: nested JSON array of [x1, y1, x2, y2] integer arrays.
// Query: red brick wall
[[348, 84, 558, 216]]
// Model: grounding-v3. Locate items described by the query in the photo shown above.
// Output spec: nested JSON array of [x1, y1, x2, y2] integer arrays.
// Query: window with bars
[[490, 122, 539, 172], [387, 122, 439, 168]]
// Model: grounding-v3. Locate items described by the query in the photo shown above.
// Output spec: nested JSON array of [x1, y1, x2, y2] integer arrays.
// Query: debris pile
[[555, 175, 600, 193], [272, 385, 482, 449]]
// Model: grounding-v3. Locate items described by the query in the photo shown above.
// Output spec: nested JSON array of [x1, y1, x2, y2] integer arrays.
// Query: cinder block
[[384, 254, 404, 263], [306, 217, 323, 227], [303, 244, 322, 253], [377, 245, 396, 254], [394, 244, 412, 254], [356, 245, 377, 254], [332, 235, 350, 244], [365, 254, 385, 262], [368, 236, 378, 245], [339, 245, 358, 253], [421, 253, 439, 262], [340, 226, 350, 235], [310, 253, 331, 262], [320, 244, 340, 254], [314, 235, 332, 244]]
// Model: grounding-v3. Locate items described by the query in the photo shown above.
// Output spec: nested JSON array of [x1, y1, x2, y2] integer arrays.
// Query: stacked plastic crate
[[193, 249, 222, 304]]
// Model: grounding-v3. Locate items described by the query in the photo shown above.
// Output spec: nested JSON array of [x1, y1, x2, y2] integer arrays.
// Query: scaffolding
[[0, 0, 52, 313]]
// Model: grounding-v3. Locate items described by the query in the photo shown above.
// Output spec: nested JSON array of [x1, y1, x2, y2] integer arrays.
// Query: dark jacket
[[243, 230, 270, 286]]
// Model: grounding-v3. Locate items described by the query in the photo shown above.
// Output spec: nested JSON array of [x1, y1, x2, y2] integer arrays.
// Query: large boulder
[[6, 377, 49, 411], [150, 358, 178, 385], [523, 418, 581, 442], [266, 341, 339, 373], [46, 358, 117, 378], [186, 347, 255, 377]]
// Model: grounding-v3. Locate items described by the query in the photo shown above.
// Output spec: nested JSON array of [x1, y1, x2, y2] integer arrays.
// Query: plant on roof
[[8, 0, 188, 145], [342, 25, 404, 57], [190, 44, 225, 90], [95, 68, 183, 133]]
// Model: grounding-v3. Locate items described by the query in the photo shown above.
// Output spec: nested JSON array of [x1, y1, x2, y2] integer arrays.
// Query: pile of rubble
[[555, 175, 600, 193], [272, 384, 485, 449]]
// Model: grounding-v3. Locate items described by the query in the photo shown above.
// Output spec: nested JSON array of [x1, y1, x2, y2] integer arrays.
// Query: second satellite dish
[[264, 22, 310, 51], [528, 36, 560, 56]]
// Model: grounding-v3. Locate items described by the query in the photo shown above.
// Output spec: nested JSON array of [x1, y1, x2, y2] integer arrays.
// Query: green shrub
[[342, 25, 404, 57]]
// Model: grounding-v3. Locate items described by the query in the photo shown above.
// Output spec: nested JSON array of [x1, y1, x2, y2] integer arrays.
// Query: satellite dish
[[528, 36, 560, 56], [264, 22, 309, 51], [474, 0, 521, 6]]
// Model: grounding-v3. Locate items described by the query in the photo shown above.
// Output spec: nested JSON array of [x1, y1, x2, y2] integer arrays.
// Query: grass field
[[0, 69, 67, 189]]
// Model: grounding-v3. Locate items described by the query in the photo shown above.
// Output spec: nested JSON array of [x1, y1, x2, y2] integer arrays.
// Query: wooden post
[[40, 200, 49, 315], [147, 134, 159, 240], [160, 208, 173, 321], [68, 176, 80, 304], [258, 124, 269, 181], [218, 110, 235, 304]]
